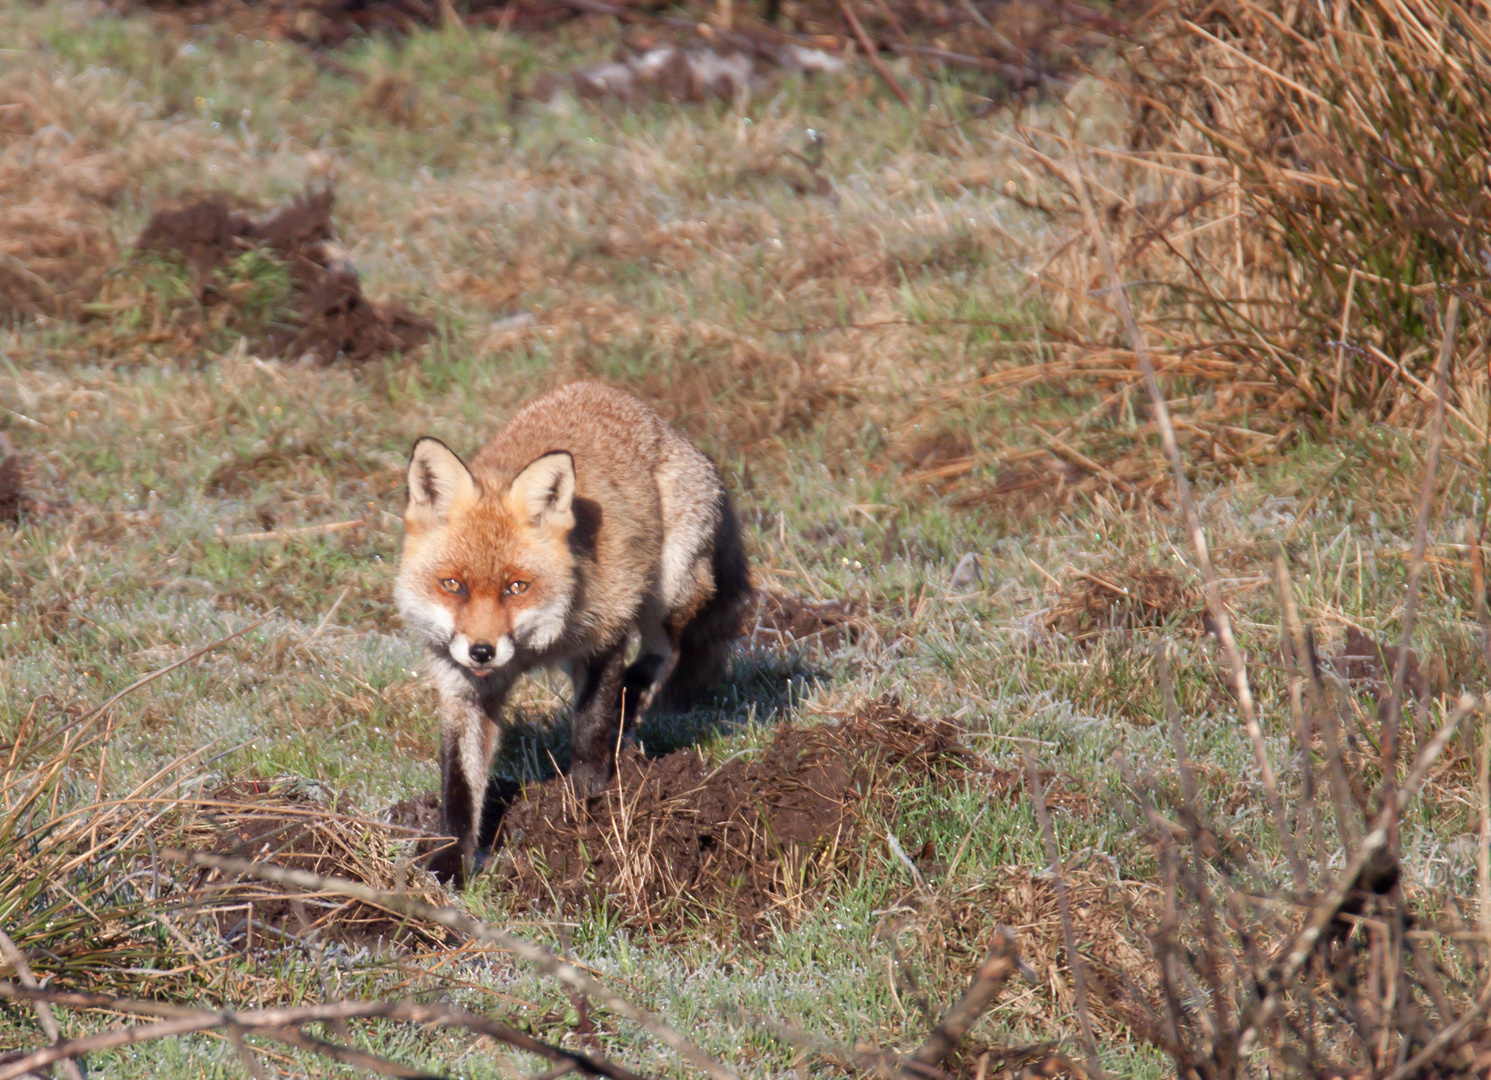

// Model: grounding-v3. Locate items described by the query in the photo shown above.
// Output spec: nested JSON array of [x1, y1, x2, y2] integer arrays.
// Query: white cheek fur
[[493, 636, 515, 666], [512, 597, 568, 651], [395, 582, 456, 643]]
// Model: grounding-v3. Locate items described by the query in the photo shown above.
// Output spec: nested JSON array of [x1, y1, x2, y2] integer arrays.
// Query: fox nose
[[468, 642, 496, 665]]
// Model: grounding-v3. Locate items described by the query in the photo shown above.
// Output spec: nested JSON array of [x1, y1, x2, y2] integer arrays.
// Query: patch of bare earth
[[135, 187, 431, 364], [490, 699, 966, 934], [0, 454, 30, 525]]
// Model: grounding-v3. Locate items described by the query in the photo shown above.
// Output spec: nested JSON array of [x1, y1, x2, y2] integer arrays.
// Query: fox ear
[[509, 451, 575, 529], [405, 438, 476, 529]]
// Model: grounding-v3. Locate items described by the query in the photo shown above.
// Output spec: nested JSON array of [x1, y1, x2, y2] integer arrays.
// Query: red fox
[[395, 381, 750, 884]]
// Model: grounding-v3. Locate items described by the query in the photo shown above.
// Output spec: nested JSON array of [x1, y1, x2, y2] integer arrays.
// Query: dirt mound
[[179, 778, 448, 950], [740, 589, 866, 650], [497, 698, 967, 932], [1329, 625, 1441, 702], [0, 454, 29, 525], [136, 187, 431, 364], [1047, 560, 1202, 640]]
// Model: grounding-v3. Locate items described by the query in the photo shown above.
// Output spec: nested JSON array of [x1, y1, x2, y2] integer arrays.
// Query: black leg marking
[[568, 645, 627, 797], [430, 739, 475, 886], [621, 653, 667, 730]]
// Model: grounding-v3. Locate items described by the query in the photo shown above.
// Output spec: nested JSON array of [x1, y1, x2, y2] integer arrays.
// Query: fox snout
[[448, 632, 515, 674]]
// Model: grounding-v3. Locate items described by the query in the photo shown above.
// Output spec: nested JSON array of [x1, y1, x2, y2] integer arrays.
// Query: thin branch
[[0, 928, 83, 1080], [835, 0, 912, 107], [0, 985, 649, 1080], [905, 930, 1020, 1075], [1023, 753, 1107, 1079], [163, 851, 740, 1080], [263, 1025, 444, 1079], [1237, 693, 1481, 1055], [1380, 295, 1461, 806], [1065, 153, 1307, 892]]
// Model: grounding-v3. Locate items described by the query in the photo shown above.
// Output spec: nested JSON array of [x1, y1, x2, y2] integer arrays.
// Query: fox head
[[395, 438, 578, 676]]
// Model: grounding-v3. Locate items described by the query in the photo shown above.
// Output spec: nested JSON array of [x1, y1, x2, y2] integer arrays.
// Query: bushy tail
[[658, 487, 751, 709]]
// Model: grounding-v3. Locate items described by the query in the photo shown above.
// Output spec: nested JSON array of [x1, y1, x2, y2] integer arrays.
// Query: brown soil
[[1329, 625, 1441, 702], [136, 187, 431, 364], [489, 698, 968, 932], [1047, 560, 1202, 639], [901, 428, 973, 472], [119, 0, 1130, 89], [739, 589, 866, 650], [180, 778, 448, 950], [0, 455, 28, 525]]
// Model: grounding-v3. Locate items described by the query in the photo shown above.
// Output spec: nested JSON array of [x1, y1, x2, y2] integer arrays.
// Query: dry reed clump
[[494, 698, 970, 934], [986, 1, 1491, 484], [0, 74, 125, 321], [1123, 0, 1491, 422], [1085, 1, 1488, 428], [0, 673, 453, 1008], [0, 702, 237, 1000], [173, 779, 450, 951]]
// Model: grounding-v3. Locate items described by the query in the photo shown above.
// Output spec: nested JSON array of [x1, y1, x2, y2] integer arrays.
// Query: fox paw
[[426, 846, 467, 888]]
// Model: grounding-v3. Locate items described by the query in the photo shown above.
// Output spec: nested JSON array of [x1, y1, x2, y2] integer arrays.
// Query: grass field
[[2, 1, 1489, 1076]]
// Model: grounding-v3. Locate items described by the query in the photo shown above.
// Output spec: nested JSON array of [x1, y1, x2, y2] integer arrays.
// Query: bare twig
[[1065, 154, 1307, 892], [835, 0, 912, 107], [1380, 296, 1460, 807], [1237, 693, 1481, 1056], [163, 851, 741, 1080], [0, 929, 83, 1080], [223, 519, 363, 544], [1023, 752, 1107, 1078], [0, 984, 648, 1080], [905, 930, 1020, 1075]]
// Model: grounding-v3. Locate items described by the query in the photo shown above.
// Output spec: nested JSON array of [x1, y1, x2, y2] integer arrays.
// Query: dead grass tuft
[[0, 78, 124, 321], [176, 779, 449, 951], [1046, 559, 1201, 640], [889, 868, 1160, 1048]]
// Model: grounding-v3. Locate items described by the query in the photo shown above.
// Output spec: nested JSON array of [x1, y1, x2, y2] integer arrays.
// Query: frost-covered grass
[[0, 2, 1484, 1075]]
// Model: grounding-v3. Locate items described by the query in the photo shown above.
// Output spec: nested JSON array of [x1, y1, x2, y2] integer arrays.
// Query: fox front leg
[[567, 644, 628, 798], [430, 674, 510, 886]]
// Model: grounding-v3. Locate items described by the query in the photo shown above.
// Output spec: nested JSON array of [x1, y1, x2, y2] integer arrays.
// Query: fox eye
[[506, 580, 530, 596], [439, 578, 465, 595]]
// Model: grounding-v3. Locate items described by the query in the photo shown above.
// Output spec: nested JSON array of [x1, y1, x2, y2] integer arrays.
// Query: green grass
[[1, 1, 1488, 1076]]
